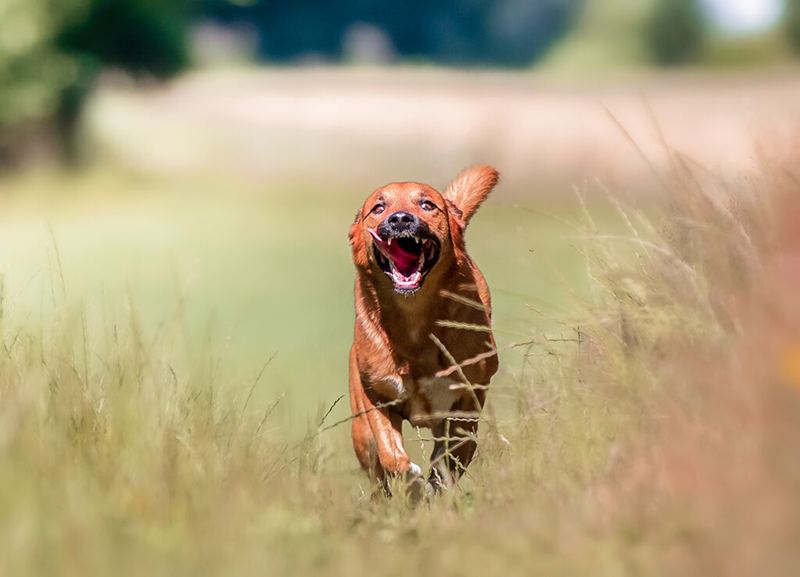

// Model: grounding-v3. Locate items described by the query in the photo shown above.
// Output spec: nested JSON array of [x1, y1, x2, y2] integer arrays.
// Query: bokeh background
[[1, 0, 799, 429], [2, 2, 800, 575]]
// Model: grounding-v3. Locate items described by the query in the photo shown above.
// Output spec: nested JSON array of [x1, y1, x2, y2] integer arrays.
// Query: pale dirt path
[[87, 67, 800, 194]]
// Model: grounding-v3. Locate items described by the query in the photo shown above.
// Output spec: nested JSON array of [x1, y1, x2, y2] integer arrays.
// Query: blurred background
[[2, 0, 800, 426]]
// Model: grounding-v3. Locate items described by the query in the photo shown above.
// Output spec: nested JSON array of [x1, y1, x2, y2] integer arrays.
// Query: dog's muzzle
[[369, 212, 440, 294]]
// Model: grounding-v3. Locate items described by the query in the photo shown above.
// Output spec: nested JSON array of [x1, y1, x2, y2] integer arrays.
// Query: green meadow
[[0, 169, 593, 432], [1, 133, 797, 576]]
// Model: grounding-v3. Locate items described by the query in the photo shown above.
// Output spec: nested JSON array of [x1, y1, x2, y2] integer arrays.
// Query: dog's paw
[[404, 462, 430, 503]]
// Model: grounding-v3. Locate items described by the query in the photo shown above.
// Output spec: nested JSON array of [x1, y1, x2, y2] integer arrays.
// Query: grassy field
[[0, 168, 596, 433], [2, 153, 798, 576]]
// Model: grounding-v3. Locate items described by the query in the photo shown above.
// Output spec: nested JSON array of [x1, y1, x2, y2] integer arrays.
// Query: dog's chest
[[405, 375, 460, 427], [419, 375, 460, 411]]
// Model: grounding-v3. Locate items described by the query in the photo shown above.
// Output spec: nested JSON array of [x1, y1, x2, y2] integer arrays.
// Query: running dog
[[348, 165, 499, 491]]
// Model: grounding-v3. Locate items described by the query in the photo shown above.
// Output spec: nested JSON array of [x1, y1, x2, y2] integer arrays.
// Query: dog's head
[[350, 166, 498, 295]]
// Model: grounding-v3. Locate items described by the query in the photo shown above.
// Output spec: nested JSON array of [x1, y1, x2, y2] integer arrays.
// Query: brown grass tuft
[[576, 141, 800, 575]]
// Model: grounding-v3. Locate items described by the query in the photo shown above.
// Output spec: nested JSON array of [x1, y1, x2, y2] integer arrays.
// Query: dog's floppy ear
[[443, 165, 499, 227], [349, 211, 369, 269]]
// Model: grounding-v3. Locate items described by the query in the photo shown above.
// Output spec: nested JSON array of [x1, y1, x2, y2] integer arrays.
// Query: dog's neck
[[357, 259, 466, 349]]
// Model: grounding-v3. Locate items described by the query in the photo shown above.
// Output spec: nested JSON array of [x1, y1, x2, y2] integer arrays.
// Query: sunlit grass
[[1, 159, 797, 576], [0, 168, 594, 433]]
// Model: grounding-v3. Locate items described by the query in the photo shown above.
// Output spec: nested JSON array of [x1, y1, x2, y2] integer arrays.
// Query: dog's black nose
[[383, 211, 418, 235]]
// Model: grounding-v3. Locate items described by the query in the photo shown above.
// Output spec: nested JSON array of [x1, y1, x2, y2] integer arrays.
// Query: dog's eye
[[420, 200, 436, 211], [371, 204, 385, 215]]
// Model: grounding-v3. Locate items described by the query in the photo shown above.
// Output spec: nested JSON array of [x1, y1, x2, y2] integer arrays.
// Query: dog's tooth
[[388, 238, 393, 246]]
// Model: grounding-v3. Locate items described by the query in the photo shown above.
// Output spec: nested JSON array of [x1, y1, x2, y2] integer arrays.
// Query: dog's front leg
[[351, 394, 416, 482], [350, 361, 415, 484]]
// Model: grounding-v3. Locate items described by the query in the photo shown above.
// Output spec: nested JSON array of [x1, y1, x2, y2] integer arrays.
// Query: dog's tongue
[[389, 244, 420, 276], [369, 230, 420, 276]]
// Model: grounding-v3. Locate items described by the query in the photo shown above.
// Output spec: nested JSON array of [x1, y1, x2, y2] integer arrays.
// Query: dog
[[348, 165, 499, 491]]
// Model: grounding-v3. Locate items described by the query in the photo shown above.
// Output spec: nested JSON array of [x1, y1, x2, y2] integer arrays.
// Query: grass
[[1, 157, 798, 576], [0, 168, 594, 434]]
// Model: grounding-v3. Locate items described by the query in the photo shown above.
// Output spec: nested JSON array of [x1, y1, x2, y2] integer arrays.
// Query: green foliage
[[541, 0, 657, 74], [786, 0, 800, 52], [0, 0, 189, 164], [702, 29, 794, 69], [0, 0, 81, 131], [646, 0, 705, 65], [57, 0, 189, 78], [56, 0, 190, 162], [0, 0, 586, 163]]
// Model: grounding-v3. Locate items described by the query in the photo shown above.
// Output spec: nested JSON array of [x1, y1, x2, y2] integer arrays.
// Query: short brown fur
[[348, 165, 499, 490]]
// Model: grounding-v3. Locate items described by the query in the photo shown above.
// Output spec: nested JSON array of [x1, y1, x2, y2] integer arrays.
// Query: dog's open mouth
[[369, 229, 440, 294]]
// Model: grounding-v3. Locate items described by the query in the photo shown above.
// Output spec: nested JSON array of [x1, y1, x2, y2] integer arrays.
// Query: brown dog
[[348, 165, 499, 491]]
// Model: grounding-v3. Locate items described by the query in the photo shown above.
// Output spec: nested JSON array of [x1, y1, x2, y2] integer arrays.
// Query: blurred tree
[[541, 0, 656, 73], [0, 0, 79, 164], [487, 0, 582, 66], [1, 0, 585, 166], [200, 0, 582, 66], [787, 0, 800, 52], [0, 0, 189, 166], [647, 0, 705, 65], [56, 0, 190, 162]]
